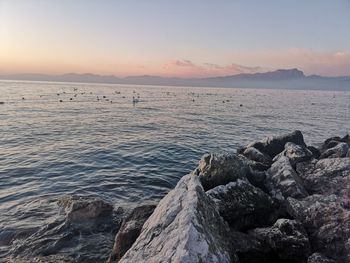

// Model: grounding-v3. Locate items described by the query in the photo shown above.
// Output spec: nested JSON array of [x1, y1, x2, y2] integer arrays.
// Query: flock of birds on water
[[0, 87, 248, 107]]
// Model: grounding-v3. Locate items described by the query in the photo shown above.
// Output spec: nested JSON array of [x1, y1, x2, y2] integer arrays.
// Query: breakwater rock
[[114, 130, 350, 263]]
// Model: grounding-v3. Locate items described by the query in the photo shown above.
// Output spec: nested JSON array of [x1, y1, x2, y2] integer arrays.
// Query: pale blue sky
[[1, 0, 350, 76]]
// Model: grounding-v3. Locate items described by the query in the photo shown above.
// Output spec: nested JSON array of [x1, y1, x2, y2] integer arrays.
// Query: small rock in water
[[57, 195, 113, 223]]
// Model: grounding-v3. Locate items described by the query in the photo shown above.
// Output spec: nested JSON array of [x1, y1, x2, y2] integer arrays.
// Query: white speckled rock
[[119, 173, 235, 263]]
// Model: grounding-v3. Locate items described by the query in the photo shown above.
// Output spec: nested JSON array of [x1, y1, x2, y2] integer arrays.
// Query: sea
[[0, 80, 349, 261]]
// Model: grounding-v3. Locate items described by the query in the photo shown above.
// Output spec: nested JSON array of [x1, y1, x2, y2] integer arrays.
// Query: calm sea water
[[0, 80, 349, 260]]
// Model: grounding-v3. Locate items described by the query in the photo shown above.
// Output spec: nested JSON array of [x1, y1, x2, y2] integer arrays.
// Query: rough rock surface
[[274, 142, 313, 167], [207, 179, 277, 230], [244, 130, 306, 158], [195, 152, 250, 191], [286, 195, 350, 261], [307, 253, 336, 263], [296, 158, 350, 200], [242, 147, 272, 167], [119, 173, 235, 263], [109, 204, 156, 262], [249, 219, 311, 262], [266, 156, 308, 200], [320, 142, 349, 159]]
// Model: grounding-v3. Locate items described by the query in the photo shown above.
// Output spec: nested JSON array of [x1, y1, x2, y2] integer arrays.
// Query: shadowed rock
[[242, 147, 272, 167], [119, 173, 236, 263], [195, 152, 250, 191], [245, 130, 306, 158], [320, 142, 349, 159], [207, 179, 278, 230], [296, 158, 350, 201], [249, 219, 311, 263], [286, 195, 350, 261], [109, 204, 156, 262], [274, 142, 313, 167]]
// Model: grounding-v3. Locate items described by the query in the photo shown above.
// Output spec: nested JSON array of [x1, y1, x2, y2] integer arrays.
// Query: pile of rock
[[112, 130, 350, 263]]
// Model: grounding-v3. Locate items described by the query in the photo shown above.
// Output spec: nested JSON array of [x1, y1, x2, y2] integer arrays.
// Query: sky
[[1, 0, 350, 77]]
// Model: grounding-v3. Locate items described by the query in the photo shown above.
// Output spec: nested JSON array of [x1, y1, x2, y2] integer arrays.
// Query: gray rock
[[57, 195, 113, 223], [10, 195, 119, 262], [207, 179, 278, 230], [296, 158, 350, 202], [320, 142, 349, 159], [307, 253, 335, 263], [246, 130, 306, 158], [286, 195, 350, 261], [109, 204, 156, 262], [119, 173, 236, 263], [249, 219, 311, 262], [195, 152, 250, 191], [242, 147, 272, 167], [274, 142, 313, 167], [266, 156, 308, 200]]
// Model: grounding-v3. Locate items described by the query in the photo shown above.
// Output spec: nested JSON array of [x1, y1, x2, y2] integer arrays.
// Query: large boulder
[[286, 195, 350, 261], [320, 142, 349, 159], [245, 130, 306, 158], [109, 205, 156, 262], [266, 156, 308, 201], [119, 173, 236, 263], [195, 152, 250, 191], [274, 142, 313, 167], [296, 158, 350, 200], [249, 219, 311, 263], [207, 179, 278, 230]]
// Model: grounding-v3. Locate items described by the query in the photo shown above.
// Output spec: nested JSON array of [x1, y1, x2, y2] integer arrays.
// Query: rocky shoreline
[[3, 130, 350, 262]]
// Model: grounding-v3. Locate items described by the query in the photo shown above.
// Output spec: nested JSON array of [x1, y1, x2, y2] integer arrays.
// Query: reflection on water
[[0, 80, 349, 260]]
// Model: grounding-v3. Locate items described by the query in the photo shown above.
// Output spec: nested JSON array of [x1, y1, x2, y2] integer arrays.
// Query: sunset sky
[[1, 0, 350, 77]]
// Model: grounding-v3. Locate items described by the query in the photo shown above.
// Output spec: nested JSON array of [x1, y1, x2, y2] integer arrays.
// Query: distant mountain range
[[1, 68, 350, 90]]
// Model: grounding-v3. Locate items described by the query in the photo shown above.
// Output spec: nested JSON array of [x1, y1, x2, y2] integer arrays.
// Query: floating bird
[[59, 100, 63, 102], [0, 102, 4, 105], [240, 104, 243, 107]]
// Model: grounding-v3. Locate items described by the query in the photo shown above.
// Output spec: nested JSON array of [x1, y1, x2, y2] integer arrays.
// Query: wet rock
[[57, 195, 113, 223], [296, 158, 350, 200], [286, 195, 350, 261], [266, 156, 308, 201], [274, 142, 313, 167], [195, 152, 250, 191], [207, 179, 278, 230], [242, 147, 272, 167], [0, 228, 38, 246], [249, 219, 311, 263], [307, 253, 335, 263], [245, 130, 306, 158], [320, 142, 349, 159], [119, 173, 235, 263], [109, 204, 156, 262], [10, 195, 120, 262]]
